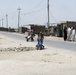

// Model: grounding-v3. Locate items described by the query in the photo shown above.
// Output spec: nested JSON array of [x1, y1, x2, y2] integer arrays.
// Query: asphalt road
[[0, 31, 76, 51]]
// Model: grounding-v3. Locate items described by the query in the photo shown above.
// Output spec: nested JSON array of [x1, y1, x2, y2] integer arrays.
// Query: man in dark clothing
[[63, 26, 67, 41]]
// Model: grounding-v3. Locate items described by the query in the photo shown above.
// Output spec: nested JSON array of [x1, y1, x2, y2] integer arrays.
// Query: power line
[[22, 0, 46, 16], [34, 0, 45, 9], [23, 6, 46, 16], [50, 12, 58, 23], [49, 4, 58, 24]]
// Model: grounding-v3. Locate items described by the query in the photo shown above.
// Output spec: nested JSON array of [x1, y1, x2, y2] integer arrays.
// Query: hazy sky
[[0, 0, 76, 28]]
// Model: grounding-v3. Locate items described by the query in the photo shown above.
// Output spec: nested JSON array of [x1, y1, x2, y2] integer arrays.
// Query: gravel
[[0, 47, 35, 52]]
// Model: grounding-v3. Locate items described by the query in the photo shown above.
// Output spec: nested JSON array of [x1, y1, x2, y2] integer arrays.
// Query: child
[[36, 32, 44, 50]]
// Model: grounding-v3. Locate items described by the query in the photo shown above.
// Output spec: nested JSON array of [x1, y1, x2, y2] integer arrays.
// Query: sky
[[0, 0, 76, 28]]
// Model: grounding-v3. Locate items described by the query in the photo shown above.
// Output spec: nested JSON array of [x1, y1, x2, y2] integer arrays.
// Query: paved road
[[44, 38, 76, 51], [0, 31, 76, 51]]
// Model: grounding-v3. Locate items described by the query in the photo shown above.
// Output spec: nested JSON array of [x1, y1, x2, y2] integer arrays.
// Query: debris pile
[[0, 47, 35, 52]]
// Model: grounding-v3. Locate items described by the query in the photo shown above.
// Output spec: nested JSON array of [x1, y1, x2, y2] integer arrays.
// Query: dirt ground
[[0, 34, 76, 75]]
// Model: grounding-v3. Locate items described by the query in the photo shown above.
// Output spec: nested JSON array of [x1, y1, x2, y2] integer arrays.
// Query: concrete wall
[[19, 27, 28, 33], [30, 25, 45, 34], [0, 27, 15, 32]]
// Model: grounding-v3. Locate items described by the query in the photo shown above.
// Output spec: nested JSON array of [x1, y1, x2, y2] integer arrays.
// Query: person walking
[[25, 28, 34, 42], [71, 27, 76, 41], [63, 26, 67, 41], [67, 27, 72, 41], [29, 28, 34, 42]]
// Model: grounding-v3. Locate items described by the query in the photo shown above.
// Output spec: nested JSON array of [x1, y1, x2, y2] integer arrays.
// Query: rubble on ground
[[0, 47, 35, 52]]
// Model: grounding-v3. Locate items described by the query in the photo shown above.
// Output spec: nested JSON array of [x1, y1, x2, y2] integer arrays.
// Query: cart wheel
[[26, 39, 29, 42]]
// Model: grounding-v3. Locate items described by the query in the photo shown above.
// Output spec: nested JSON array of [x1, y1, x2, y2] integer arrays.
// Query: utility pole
[[0, 20, 1, 27], [18, 7, 21, 32], [6, 14, 8, 29], [2, 19, 3, 27], [47, 0, 50, 35]]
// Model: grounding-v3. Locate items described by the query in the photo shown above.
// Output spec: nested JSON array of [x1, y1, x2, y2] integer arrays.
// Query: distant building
[[48, 26, 58, 36], [19, 27, 29, 33], [30, 24, 46, 34], [57, 21, 76, 37]]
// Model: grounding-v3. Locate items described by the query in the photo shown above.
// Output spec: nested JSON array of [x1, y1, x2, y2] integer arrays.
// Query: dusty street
[[0, 34, 76, 75]]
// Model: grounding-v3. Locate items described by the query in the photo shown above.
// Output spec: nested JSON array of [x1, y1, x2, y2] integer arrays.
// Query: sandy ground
[[0, 34, 76, 75]]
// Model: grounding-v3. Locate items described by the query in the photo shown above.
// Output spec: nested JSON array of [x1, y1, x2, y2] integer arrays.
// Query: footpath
[[0, 33, 76, 75]]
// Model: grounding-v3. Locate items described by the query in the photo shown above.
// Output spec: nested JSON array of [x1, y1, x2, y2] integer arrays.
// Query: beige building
[[57, 21, 76, 37]]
